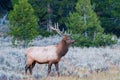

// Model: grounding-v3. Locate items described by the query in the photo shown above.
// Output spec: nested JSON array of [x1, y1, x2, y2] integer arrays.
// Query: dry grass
[[43, 68, 120, 80], [22, 66, 120, 80], [87, 66, 120, 80]]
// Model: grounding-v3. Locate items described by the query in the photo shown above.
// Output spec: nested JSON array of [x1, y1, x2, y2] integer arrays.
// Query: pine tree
[[91, 0, 120, 37], [65, 0, 117, 47], [8, 0, 38, 47], [66, 0, 103, 36], [28, 0, 76, 29]]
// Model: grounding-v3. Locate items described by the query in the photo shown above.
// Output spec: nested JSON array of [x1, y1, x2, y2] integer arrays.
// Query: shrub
[[93, 33, 118, 47], [72, 33, 117, 47], [71, 34, 92, 47]]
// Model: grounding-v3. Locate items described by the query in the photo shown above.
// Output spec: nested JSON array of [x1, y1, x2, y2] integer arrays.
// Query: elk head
[[50, 23, 75, 46]]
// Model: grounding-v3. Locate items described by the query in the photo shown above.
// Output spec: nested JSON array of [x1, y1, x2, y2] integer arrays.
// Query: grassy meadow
[[0, 35, 120, 80]]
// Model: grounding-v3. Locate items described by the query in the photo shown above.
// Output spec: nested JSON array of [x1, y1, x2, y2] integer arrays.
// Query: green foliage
[[71, 34, 93, 47], [93, 33, 118, 47], [66, 0, 104, 35], [71, 33, 117, 47], [38, 29, 54, 37], [1, 0, 120, 38], [91, 0, 120, 37], [28, 0, 77, 28], [8, 0, 39, 47], [66, 0, 117, 47], [11, 0, 19, 5]]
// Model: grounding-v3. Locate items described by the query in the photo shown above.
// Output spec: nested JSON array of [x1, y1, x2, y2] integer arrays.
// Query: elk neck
[[56, 39, 69, 58]]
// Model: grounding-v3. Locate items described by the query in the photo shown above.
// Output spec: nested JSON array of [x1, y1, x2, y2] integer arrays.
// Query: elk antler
[[50, 23, 63, 36], [50, 23, 72, 36], [64, 29, 72, 36]]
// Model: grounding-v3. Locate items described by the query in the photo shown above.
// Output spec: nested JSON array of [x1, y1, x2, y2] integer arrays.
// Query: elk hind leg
[[47, 62, 52, 76]]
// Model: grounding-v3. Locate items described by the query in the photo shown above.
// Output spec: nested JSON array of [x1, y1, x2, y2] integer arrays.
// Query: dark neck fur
[[57, 39, 69, 58]]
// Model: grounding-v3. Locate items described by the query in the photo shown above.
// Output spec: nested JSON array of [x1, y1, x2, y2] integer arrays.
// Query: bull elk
[[25, 23, 75, 76]]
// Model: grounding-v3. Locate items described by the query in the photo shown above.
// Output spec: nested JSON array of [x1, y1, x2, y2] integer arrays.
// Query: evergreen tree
[[28, 0, 77, 30], [8, 0, 38, 47], [91, 0, 120, 37], [66, 0, 117, 47], [66, 0, 103, 37]]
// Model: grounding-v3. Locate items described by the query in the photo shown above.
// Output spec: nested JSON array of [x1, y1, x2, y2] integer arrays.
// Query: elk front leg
[[55, 62, 59, 76], [25, 64, 32, 75], [47, 62, 52, 76], [25, 56, 34, 75], [25, 65, 28, 74], [29, 61, 36, 75]]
